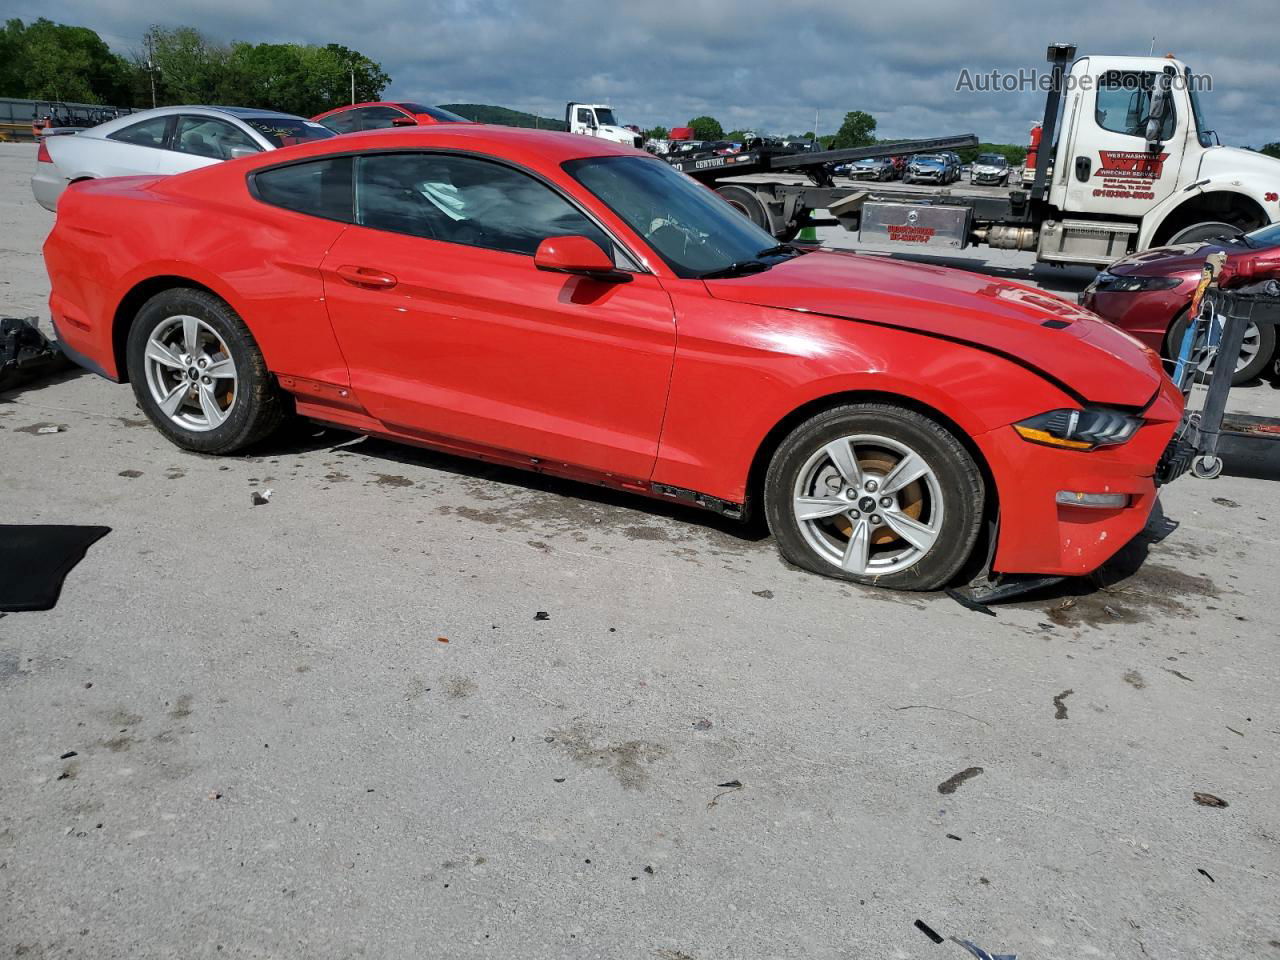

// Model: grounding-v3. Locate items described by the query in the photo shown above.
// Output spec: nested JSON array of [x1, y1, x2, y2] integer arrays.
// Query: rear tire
[[716, 184, 773, 233], [125, 288, 286, 454], [764, 403, 985, 591]]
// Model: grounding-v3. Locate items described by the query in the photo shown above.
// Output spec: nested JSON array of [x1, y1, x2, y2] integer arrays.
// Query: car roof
[[312, 101, 406, 120], [86, 105, 311, 137]]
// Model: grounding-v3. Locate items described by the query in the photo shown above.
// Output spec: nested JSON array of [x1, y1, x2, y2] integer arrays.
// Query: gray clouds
[[14, 0, 1279, 145]]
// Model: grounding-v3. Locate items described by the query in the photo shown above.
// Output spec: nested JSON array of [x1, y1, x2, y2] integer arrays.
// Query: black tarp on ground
[[0, 525, 110, 612]]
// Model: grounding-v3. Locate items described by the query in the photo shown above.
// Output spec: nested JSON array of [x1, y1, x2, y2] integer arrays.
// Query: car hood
[[703, 250, 1165, 407], [1106, 240, 1236, 277]]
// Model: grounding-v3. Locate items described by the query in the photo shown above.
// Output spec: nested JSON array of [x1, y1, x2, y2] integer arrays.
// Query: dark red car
[[1080, 224, 1280, 384], [311, 101, 471, 135], [44, 126, 1181, 591]]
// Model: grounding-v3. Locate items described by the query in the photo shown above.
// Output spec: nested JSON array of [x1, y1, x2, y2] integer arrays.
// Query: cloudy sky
[[15, 0, 1280, 146]]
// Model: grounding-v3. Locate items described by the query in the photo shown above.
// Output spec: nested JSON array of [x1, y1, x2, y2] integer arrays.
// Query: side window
[[319, 109, 359, 134], [357, 106, 409, 130], [173, 116, 260, 160], [1095, 71, 1176, 140], [253, 157, 353, 222], [107, 115, 171, 148], [576, 108, 594, 126], [354, 152, 611, 256]]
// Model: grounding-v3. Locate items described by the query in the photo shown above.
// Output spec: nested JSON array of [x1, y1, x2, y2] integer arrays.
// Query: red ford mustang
[[45, 126, 1183, 590]]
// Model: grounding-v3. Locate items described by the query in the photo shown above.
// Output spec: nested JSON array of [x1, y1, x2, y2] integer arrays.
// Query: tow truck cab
[[565, 103, 644, 149]]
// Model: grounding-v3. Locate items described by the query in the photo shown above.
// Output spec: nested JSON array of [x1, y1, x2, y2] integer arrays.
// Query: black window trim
[[1094, 69, 1178, 142], [246, 146, 649, 273]]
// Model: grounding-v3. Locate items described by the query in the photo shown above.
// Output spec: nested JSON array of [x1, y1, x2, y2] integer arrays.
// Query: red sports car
[[1080, 224, 1280, 384], [45, 126, 1182, 590], [311, 101, 471, 134]]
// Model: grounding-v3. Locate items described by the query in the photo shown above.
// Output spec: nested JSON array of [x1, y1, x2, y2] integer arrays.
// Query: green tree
[[830, 111, 877, 150], [644, 125, 669, 140], [687, 115, 724, 140], [0, 18, 131, 103], [142, 25, 226, 105], [958, 142, 1027, 165], [1257, 142, 1280, 159]]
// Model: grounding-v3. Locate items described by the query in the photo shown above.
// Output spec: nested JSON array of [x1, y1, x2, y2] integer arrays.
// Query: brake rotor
[[833, 452, 925, 545]]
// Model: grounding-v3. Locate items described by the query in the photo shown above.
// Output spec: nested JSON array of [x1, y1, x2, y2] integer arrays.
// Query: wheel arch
[[1149, 190, 1268, 247], [111, 275, 228, 383], [742, 389, 999, 535]]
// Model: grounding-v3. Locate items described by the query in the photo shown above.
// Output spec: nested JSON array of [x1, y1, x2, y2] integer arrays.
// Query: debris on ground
[[945, 588, 996, 616], [1212, 497, 1240, 508], [951, 937, 1018, 960], [1198, 868, 1215, 882], [36, 425, 64, 434], [1164, 667, 1194, 682], [436, 636, 449, 644], [59, 750, 76, 759], [208, 790, 222, 800], [1193, 792, 1228, 808], [708, 779, 743, 808], [534, 611, 550, 620], [946, 833, 962, 841], [1052, 689, 1073, 720], [914, 919, 944, 944], [0, 317, 71, 393], [250, 489, 273, 506], [691, 718, 713, 731], [752, 589, 774, 599], [937, 766, 984, 795]]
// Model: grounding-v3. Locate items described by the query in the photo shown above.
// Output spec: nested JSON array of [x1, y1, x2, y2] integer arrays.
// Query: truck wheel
[[715, 185, 773, 232], [1166, 308, 1276, 385], [125, 288, 287, 454], [1168, 221, 1239, 245], [764, 403, 984, 591]]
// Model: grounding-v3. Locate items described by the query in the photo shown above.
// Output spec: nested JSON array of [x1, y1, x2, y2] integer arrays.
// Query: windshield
[[1185, 68, 1214, 148], [244, 117, 334, 147], [565, 155, 789, 278], [1242, 221, 1280, 249], [976, 154, 1005, 166], [593, 108, 618, 126]]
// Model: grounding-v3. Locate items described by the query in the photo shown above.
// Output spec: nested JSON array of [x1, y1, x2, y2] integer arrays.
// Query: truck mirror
[[1145, 71, 1173, 148]]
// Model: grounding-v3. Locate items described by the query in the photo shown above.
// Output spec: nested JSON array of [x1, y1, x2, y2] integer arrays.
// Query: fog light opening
[[1055, 490, 1129, 508]]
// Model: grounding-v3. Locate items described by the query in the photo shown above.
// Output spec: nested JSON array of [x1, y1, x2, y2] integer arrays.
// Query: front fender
[[652, 294, 1078, 503]]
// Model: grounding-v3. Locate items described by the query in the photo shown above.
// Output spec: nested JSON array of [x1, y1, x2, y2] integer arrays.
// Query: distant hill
[[442, 104, 567, 131]]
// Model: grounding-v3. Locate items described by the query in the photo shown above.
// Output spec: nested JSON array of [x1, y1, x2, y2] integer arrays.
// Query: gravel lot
[[2, 141, 1277, 960]]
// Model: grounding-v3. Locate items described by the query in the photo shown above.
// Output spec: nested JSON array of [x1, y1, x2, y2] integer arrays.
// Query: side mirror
[[391, 116, 417, 127], [227, 146, 259, 160], [534, 236, 629, 281], [1145, 71, 1173, 148]]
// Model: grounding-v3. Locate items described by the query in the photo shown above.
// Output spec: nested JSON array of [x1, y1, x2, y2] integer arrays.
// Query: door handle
[[335, 265, 398, 289], [1074, 155, 1091, 182]]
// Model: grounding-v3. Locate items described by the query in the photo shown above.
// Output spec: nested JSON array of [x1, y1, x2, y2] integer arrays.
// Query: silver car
[[31, 105, 334, 212]]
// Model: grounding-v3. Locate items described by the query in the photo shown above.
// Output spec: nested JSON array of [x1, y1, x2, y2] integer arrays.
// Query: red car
[[311, 101, 471, 134], [1080, 224, 1280, 384], [45, 126, 1182, 590]]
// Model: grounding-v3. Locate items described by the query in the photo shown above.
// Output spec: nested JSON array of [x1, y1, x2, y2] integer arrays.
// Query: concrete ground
[[1, 142, 1277, 960]]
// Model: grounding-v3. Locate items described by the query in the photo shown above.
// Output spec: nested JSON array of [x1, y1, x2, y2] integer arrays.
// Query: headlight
[[1013, 408, 1141, 450], [1094, 272, 1182, 293]]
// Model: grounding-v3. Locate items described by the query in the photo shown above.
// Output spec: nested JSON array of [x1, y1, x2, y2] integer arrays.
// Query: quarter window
[[174, 116, 260, 160], [354, 152, 611, 257], [253, 157, 354, 222], [107, 115, 171, 148], [1095, 71, 1176, 140]]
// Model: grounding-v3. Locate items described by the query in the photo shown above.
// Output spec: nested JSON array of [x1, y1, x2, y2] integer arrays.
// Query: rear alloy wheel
[[764, 404, 984, 590], [1167, 308, 1276, 385], [126, 288, 286, 454]]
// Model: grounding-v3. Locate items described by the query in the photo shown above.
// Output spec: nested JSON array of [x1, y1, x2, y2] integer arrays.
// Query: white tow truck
[[669, 43, 1280, 265], [564, 102, 644, 149]]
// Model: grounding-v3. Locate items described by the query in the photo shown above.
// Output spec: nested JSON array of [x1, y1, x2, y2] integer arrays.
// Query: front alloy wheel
[[765, 403, 985, 590]]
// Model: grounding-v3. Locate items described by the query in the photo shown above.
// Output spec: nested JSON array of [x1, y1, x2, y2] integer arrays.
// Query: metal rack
[[1167, 257, 1280, 480]]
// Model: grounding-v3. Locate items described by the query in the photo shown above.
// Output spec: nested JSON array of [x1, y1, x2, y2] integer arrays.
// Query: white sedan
[[31, 105, 335, 212]]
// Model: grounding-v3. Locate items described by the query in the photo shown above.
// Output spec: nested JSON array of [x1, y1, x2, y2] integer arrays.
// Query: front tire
[[1167, 221, 1240, 245], [764, 403, 985, 590], [1166, 307, 1276, 385], [125, 288, 286, 454]]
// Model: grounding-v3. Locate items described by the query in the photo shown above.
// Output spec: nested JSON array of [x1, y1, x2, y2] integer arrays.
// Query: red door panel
[[319, 226, 676, 480]]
